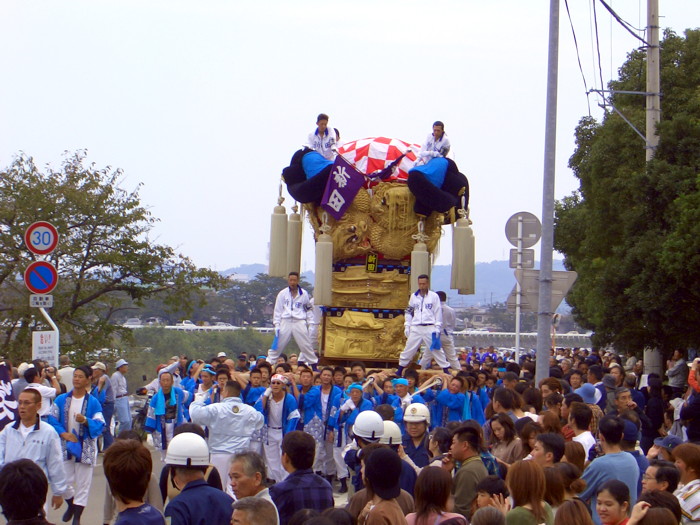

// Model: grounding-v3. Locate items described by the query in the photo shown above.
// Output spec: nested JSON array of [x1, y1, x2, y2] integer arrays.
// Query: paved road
[[0, 444, 350, 524]]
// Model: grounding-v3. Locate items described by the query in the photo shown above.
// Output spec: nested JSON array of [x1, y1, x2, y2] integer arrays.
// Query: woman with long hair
[[552, 462, 587, 501], [596, 480, 630, 525], [489, 414, 521, 466], [504, 460, 554, 525], [554, 499, 594, 525], [563, 440, 586, 472], [405, 467, 467, 525], [516, 421, 543, 460], [539, 410, 562, 435], [543, 467, 565, 511]]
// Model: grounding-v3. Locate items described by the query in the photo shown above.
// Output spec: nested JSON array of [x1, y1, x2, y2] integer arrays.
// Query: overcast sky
[[1, 1, 697, 273]]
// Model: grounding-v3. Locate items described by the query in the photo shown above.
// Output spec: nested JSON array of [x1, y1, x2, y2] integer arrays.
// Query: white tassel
[[287, 203, 302, 275], [452, 205, 475, 294], [269, 184, 288, 277], [410, 219, 431, 291], [410, 241, 431, 291], [314, 212, 333, 306]]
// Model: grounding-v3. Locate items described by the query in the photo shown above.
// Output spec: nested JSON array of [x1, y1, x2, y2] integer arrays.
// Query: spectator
[[580, 416, 640, 523], [553, 462, 587, 501], [620, 418, 649, 496], [563, 440, 586, 472], [531, 433, 565, 468], [554, 499, 594, 525], [163, 432, 233, 525], [539, 410, 562, 435], [228, 451, 277, 520], [103, 439, 165, 524], [516, 421, 542, 459], [629, 506, 678, 525], [595, 480, 630, 525], [158, 424, 222, 504], [103, 430, 163, 523], [543, 466, 565, 511], [57, 355, 75, 393], [447, 425, 489, 519], [90, 362, 115, 449], [505, 460, 554, 525], [672, 443, 700, 524], [488, 414, 521, 466], [0, 458, 53, 524], [636, 490, 682, 524], [346, 444, 415, 520], [474, 475, 509, 514], [569, 402, 595, 458], [269, 431, 333, 525], [641, 460, 680, 494], [646, 434, 683, 463], [231, 497, 278, 525], [0, 388, 67, 512], [406, 466, 467, 525], [358, 447, 407, 525], [427, 427, 453, 468], [471, 507, 506, 525], [111, 358, 131, 433], [321, 508, 355, 525], [665, 350, 688, 397]]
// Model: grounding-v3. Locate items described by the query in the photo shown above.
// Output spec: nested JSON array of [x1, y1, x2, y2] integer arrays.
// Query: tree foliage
[[555, 30, 700, 355], [0, 151, 227, 363]]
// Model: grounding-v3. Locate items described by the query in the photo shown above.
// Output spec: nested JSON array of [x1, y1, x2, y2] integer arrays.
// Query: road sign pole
[[38, 307, 60, 355], [515, 217, 523, 363]]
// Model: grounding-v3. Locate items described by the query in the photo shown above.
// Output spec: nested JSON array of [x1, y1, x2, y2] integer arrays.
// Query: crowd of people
[[0, 342, 699, 525]]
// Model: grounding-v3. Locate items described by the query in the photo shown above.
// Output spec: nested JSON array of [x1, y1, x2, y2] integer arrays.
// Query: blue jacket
[[329, 397, 373, 445], [164, 479, 233, 525], [463, 391, 486, 425], [303, 385, 342, 424], [143, 386, 189, 440], [51, 390, 105, 465], [436, 390, 466, 426], [255, 393, 300, 435], [243, 384, 266, 407]]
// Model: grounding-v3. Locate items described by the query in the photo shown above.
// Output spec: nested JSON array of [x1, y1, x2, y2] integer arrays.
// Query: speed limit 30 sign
[[24, 221, 59, 255]]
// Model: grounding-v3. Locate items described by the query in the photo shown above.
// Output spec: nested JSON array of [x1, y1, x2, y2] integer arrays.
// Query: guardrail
[[122, 325, 274, 333], [453, 330, 593, 349]]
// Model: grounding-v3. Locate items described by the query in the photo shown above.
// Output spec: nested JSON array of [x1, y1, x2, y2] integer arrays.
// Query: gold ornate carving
[[323, 311, 406, 360], [332, 266, 409, 309]]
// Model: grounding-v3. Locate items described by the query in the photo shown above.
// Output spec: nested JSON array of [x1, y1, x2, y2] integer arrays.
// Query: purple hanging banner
[[321, 155, 365, 220]]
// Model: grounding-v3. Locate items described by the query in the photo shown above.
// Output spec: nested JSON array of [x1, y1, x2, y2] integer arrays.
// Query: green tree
[[0, 151, 227, 363], [554, 30, 700, 355]]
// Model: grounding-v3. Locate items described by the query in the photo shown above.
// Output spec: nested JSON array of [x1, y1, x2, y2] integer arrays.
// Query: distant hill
[[221, 260, 567, 308]]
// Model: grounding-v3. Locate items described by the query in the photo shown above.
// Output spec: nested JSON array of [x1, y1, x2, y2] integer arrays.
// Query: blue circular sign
[[24, 261, 58, 294]]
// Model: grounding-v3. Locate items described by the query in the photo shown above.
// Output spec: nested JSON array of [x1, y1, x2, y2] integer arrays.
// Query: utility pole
[[646, 0, 660, 161], [535, 0, 559, 386]]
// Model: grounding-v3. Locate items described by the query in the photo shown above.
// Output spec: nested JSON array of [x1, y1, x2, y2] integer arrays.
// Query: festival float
[[269, 136, 475, 364]]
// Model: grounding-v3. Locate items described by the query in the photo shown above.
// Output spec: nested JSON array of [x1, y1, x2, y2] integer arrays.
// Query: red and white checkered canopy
[[337, 137, 420, 181]]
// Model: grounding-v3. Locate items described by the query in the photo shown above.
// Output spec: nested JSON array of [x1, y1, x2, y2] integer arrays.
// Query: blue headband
[[346, 383, 363, 394], [392, 378, 408, 386], [201, 365, 216, 376]]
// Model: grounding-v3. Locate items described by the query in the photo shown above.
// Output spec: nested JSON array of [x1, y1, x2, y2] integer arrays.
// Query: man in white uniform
[[0, 388, 67, 512], [416, 121, 451, 165], [396, 274, 451, 376], [189, 380, 264, 490], [305, 113, 337, 160], [267, 272, 318, 370], [419, 291, 461, 371]]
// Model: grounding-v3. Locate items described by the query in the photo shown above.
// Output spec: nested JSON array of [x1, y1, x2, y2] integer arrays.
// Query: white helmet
[[379, 420, 403, 445], [352, 411, 385, 441], [165, 433, 210, 467], [403, 403, 430, 424]]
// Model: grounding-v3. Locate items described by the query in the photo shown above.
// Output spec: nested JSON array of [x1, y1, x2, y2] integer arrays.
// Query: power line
[[592, 0, 606, 106], [597, 0, 649, 46], [564, 0, 592, 116]]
